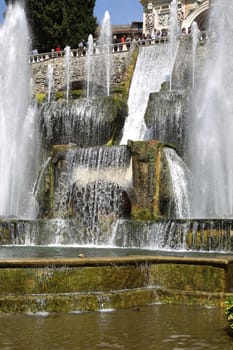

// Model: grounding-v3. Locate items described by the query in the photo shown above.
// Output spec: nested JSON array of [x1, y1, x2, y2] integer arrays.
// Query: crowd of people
[[31, 25, 207, 62]]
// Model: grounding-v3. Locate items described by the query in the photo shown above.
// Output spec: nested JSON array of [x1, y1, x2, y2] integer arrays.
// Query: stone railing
[[30, 32, 208, 65], [31, 49, 132, 94], [31, 31, 208, 94]]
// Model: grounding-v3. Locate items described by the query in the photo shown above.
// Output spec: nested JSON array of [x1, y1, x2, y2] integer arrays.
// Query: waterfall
[[146, 90, 189, 157], [39, 97, 125, 149], [113, 219, 233, 252], [164, 148, 191, 218], [0, 3, 39, 218], [189, 0, 233, 218], [120, 45, 172, 144], [52, 146, 132, 244]]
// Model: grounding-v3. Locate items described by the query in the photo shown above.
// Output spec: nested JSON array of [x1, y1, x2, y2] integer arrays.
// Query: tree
[[5, 0, 98, 52]]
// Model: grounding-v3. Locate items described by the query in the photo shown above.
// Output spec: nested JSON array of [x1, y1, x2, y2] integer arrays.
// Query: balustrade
[[29, 31, 208, 64]]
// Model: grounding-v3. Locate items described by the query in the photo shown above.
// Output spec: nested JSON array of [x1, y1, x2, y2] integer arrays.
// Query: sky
[[94, 0, 143, 25], [0, 0, 143, 25], [0, 0, 5, 22]]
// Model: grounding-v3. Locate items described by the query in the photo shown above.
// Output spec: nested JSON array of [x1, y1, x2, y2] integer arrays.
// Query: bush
[[225, 297, 233, 330]]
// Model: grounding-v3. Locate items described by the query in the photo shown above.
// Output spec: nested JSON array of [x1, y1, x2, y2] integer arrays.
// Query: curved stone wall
[[31, 51, 132, 95]]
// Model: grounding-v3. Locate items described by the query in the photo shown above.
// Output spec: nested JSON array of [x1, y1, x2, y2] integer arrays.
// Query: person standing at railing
[[55, 45, 61, 57], [78, 40, 84, 56], [113, 35, 118, 52], [120, 35, 125, 51], [126, 35, 131, 50]]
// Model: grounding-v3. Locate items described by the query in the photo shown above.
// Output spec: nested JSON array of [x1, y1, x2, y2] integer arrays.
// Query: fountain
[[191, 21, 199, 89], [168, 0, 179, 90], [96, 11, 112, 97], [64, 45, 71, 102], [47, 64, 54, 103], [189, 0, 233, 218], [85, 34, 94, 100], [0, 0, 233, 315], [0, 3, 39, 218]]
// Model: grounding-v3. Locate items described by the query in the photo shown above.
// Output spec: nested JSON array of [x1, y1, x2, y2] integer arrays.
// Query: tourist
[[151, 29, 156, 44], [141, 34, 146, 45], [126, 35, 131, 50], [78, 40, 84, 56], [32, 48, 38, 55], [161, 29, 168, 42], [120, 35, 125, 51], [155, 30, 161, 43], [113, 35, 118, 52], [55, 45, 60, 53]]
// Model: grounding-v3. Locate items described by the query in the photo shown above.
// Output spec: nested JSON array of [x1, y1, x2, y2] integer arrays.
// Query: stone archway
[[182, 1, 209, 31]]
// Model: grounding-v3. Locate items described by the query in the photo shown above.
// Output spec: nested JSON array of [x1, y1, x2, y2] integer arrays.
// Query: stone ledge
[[0, 255, 232, 267]]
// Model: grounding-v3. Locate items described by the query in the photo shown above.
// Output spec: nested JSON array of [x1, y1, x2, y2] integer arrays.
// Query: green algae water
[[0, 304, 232, 350]]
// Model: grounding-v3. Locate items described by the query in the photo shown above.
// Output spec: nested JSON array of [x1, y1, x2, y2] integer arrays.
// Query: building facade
[[140, 0, 209, 36]]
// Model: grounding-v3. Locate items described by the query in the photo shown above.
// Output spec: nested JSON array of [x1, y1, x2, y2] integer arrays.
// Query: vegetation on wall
[[225, 297, 233, 332], [5, 0, 98, 52]]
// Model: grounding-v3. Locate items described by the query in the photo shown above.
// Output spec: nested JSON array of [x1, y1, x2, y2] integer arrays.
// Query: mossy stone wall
[[0, 256, 232, 312], [128, 140, 175, 220]]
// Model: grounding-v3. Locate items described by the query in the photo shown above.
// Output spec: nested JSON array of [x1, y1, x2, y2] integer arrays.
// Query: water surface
[[0, 304, 231, 350]]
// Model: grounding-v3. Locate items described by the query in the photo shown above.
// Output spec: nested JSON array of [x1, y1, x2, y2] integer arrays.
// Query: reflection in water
[[0, 304, 231, 350]]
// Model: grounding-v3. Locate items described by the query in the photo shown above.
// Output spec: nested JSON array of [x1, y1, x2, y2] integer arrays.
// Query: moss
[[225, 297, 233, 330], [129, 140, 174, 220], [0, 226, 12, 244], [150, 264, 226, 292], [119, 47, 139, 101], [49, 162, 54, 217], [35, 93, 46, 103], [70, 89, 84, 99], [0, 265, 149, 295]]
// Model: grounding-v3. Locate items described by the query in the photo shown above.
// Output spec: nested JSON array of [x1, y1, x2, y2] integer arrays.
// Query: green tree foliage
[[5, 0, 98, 52]]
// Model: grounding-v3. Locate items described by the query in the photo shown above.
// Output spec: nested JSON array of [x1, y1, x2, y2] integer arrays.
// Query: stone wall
[[31, 51, 132, 95]]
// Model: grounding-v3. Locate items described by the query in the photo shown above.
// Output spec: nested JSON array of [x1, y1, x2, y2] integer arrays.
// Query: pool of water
[[0, 304, 231, 350], [0, 245, 231, 259]]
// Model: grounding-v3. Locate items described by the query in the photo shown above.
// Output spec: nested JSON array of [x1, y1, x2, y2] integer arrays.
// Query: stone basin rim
[[0, 255, 232, 268]]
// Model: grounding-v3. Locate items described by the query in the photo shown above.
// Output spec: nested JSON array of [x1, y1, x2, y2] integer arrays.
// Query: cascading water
[[52, 146, 132, 245], [120, 45, 172, 144], [164, 147, 191, 218], [189, 0, 233, 218], [0, 3, 39, 218]]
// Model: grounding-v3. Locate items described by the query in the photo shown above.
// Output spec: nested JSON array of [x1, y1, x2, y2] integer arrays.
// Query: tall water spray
[[191, 22, 199, 89], [168, 0, 179, 90], [0, 3, 39, 218], [189, 0, 233, 218], [98, 11, 112, 96], [85, 34, 94, 100], [64, 46, 71, 102], [47, 64, 54, 102]]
